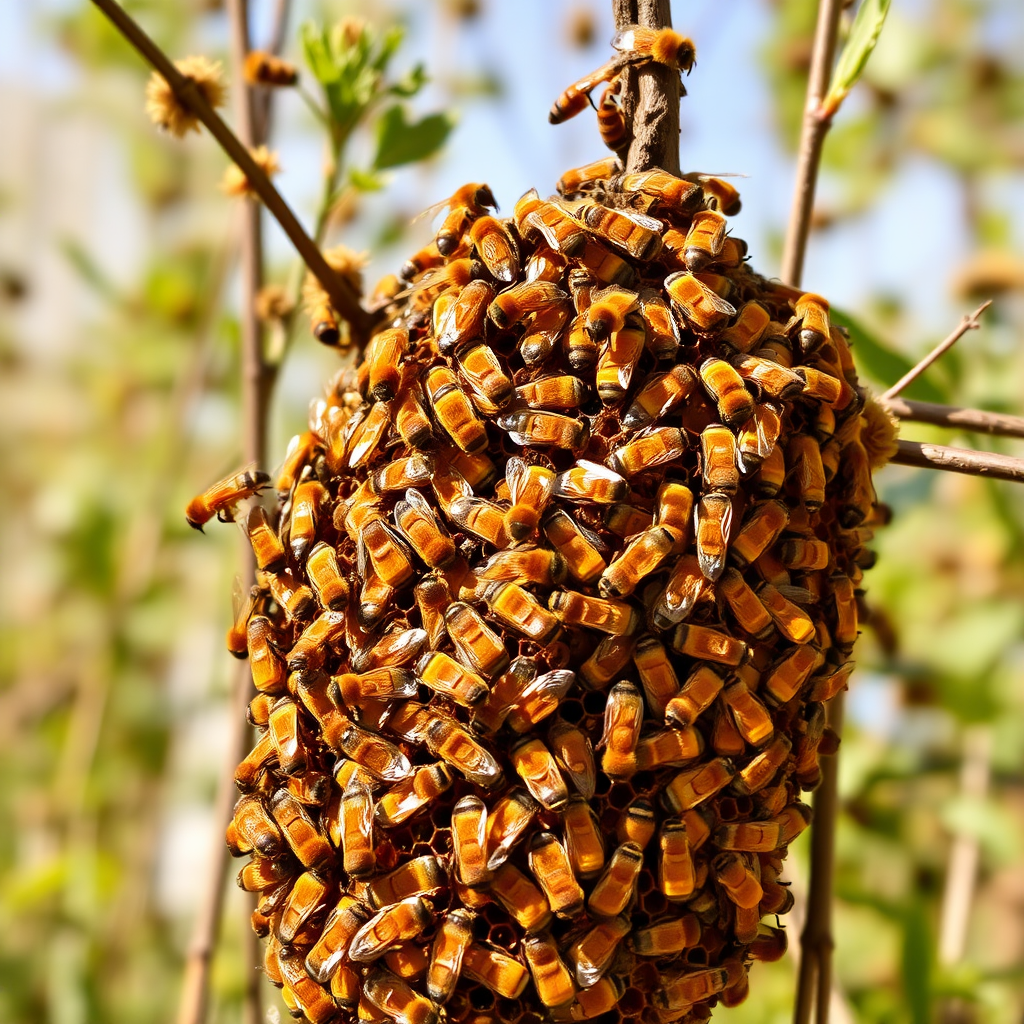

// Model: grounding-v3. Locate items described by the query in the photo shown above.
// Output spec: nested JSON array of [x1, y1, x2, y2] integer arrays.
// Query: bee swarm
[[225, 162, 880, 1024]]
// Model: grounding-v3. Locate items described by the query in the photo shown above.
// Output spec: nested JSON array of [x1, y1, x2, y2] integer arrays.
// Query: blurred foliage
[[1, 2, 1023, 1024]]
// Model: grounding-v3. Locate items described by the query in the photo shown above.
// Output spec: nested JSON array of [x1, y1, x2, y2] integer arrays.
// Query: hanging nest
[[203, 156, 884, 1024]]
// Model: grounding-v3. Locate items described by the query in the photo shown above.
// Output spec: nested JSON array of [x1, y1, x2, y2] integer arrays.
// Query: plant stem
[[779, 0, 844, 287], [880, 300, 991, 401], [89, 0, 373, 340], [611, 0, 681, 175], [879, 397, 1024, 440], [890, 439, 1024, 484]]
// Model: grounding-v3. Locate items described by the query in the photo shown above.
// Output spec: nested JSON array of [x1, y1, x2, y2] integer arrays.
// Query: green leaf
[[348, 167, 385, 192], [372, 106, 456, 170], [831, 307, 949, 403], [823, 0, 892, 116], [390, 63, 429, 98]]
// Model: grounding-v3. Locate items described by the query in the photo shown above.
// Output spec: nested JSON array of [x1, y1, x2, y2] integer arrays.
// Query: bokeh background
[[2, 0, 1024, 1022]]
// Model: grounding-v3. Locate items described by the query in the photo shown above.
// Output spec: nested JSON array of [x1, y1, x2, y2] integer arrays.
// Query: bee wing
[[413, 196, 457, 223], [617, 208, 665, 232], [231, 575, 257, 622], [610, 26, 644, 53], [504, 457, 528, 503], [566, 57, 632, 98]]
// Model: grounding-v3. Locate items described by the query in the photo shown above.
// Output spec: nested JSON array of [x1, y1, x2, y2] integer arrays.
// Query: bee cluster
[[219, 158, 882, 1024]]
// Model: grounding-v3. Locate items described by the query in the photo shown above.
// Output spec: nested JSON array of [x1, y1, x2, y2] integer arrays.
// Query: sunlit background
[[2, 1, 1023, 1022]]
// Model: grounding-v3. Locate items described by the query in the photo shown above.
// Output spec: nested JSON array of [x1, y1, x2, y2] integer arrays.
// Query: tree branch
[[879, 397, 1024, 441], [779, 0, 844, 287], [89, 0, 374, 340], [612, 0, 681, 175], [890, 439, 1024, 484], [880, 300, 991, 401]]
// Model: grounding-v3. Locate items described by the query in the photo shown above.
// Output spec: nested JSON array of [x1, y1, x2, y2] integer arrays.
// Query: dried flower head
[[243, 50, 299, 87], [254, 284, 294, 323], [301, 246, 368, 347], [861, 396, 901, 469], [145, 55, 226, 138], [221, 145, 280, 198], [339, 16, 366, 47]]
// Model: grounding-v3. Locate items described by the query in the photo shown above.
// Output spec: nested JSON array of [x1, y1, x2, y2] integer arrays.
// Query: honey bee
[[364, 967, 440, 1024], [528, 831, 585, 918], [516, 374, 589, 410], [756, 442, 787, 497], [476, 546, 567, 588], [718, 567, 773, 640], [577, 201, 664, 262], [616, 797, 656, 850], [653, 964, 742, 1011], [692, 173, 743, 215], [519, 299, 573, 366], [456, 342, 514, 410], [441, 601, 509, 681], [552, 459, 628, 505], [435, 279, 494, 355], [549, 590, 639, 635], [484, 787, 537, 870], [700, 424, 740, 495], [390, 489, 455, 570], [506, 669, 576, 734], [302, 542, 348, 611], [792, 292, 831, 354], [682, 209, 727, 272], [797, 365, 843, 404], [469, 216, 520, 283], [579, 238, 636, 287], [228, 795, 284, 858], [612, 25, 697, 72], [785, 434, 826, 511], [303, 895, 370, 983], [807, 659, 854, 703], [607, 426, 688, 478], [511, 736, 570, 811], [426, 182, 498, 257], [713, 851, 763, 909], [630, 914, 701, 957], [451, 794, 492, 888], [481, 581, 561, 645], [279, 949, 345, 1024], [526, 249, 569, 283], [648, 554, 704, 631], [635, 727, 703, 770], [515, 190, 589, 256], [736, 401, 782, 472], [596, 312, 646, 404], [522, 934, 576, 1008], [345, 402, 391, 470], [665, 271, 736, 333], [471, 656, 537, 735], [557, 156, 620, 196], [186, 462, 271, 530], [830, 571, 858, 650], [630, 637, 680, 717], [270, 788, 332, 868], [568, 916, 630, 988], [349, 897, 435, 963], [582, 285, 639, 343], [730, 499, 790, 568], [424, 365, 489, 455], [426, 715, 504, 788], [712, 819, 782, 853], [359, 515, 416, 590], [563, 794, 606, 879], [497, 409, 589, 451], [658, 820, 696, 901], [731, 353, 804, 402], [447, 495, 508, 547], [268, 696, 307, 775], [426, 909, 474, 1004], [489, 862, 553, 933], [733, 733, 792, 794], [338, 720, 413, 783], [588, 841, 644, 918], [374, 763, 454, 828], [365, 855, 447, 911], [365, 326, 408, 403], [416, 650, 489, 708], [617, 170, 703, 215], [756, 582, 815, 644], [622, 364, 696, 431], [243, 506, 284, 573], [698, 356, 754, 426], [672, 622, 747, 667], [227, 579, 259, 658], [548, 721, 596, 799], [597, 78, 626, 150], [503, 457, 556, 541], [246, 617, 287, 697], [693, 490, 733, 581], [599, 526, 676, 599], [339, 772, 375, 879], [543, 508, 607, 585], [722, 680, 775, 747], [635, 289, 680, 361], [385, 943, 429, 982], [598, 680, 643, 778], [487, 278, 569, 329], [462, 943, 530, 999], [663, 757, 735, 812]]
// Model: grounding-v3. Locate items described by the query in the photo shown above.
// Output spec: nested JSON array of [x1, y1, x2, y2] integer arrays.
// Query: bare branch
[[880, 396, 1024, 440], [89, 0, 373, 339], [880, 300, 992, 401], [612, 0, 681, 175], [779, 0, 844, 287], [890, 439, 1024, 484]]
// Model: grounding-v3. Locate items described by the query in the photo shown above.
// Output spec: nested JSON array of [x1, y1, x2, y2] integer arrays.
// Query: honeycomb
[[211, 156, 882, 1024]]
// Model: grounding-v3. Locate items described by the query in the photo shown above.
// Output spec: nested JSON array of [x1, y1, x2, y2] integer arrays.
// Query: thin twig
[[253, 0, 293, 142], [89, 0, 373, 339], [795, 692, 845, 1024], [890, 439, 1024, 484], [880, 396, 1024, 440], [779, 0, 844, 287], [612, 0, 681, 175], [880, 300, 992, 401]]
